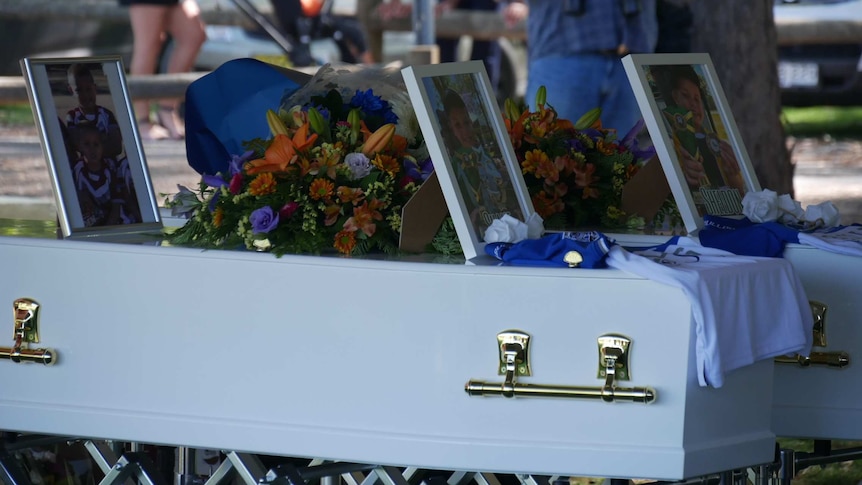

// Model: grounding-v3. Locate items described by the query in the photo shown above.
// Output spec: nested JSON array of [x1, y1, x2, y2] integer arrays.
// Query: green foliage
[[0, 103, 34, 126], [778, 439, 862, 485], [782, 107, 862, 139]]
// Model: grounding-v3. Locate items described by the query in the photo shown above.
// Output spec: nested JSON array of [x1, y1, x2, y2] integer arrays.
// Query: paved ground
[[2, 125, 862, 224]]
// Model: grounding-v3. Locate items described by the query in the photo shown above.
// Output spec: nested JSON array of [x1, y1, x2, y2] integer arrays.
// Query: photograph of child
[[48, 62, 141, 228], [72, 123, 141, 227], [423, 73, 523, 240], [65, 63, 124, 160], [646, 63, 747, 216]]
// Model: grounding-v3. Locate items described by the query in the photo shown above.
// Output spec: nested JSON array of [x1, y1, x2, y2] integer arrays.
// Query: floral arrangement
[[166, 86, 432, 256], [502, 87, 671, 230], [166, 67, 685, 258]]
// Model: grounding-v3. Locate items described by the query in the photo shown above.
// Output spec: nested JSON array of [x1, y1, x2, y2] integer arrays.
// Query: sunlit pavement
[[2, 134, 862, 224]]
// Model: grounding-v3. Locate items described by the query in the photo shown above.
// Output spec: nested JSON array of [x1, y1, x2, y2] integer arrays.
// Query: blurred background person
[[270, 0, 374, 67], [378, 0, 503, 91], [119, 0, 207, 140], [503, 0, 658, 135], [436, 0, 502, 91]]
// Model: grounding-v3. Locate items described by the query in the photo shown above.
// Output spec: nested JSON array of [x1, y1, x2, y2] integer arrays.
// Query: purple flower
[[345, 152, 372, 180], [620, 119, 656, 162], [203, 173, 227, 189], [404, 156, 433, 182], [228, 150, 254, 176], [250, 206, 279, 234]]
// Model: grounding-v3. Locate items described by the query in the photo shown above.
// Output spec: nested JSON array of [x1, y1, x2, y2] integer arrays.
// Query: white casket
[[0, 229, 780, 482], [773, 244, 862, 441]]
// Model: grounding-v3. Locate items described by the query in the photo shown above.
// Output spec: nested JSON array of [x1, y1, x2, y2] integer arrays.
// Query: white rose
[[742, 189, 779, 223], [776, 194, 804, 224], [526, 212, 545, 239], [484, 214, 529, 243], [252, 239, 272, 251], [804, 202, 840, 228], [484, 219, 514, 243]]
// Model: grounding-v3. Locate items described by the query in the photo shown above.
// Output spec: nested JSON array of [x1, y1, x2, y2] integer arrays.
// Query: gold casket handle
[[775, 351, 850, 368], [465, 380, 656, 403], [1, 298, 57, 366], [774, 301, 850, 368], [0, 346, 56, 365], [465, 331, 656, 404]]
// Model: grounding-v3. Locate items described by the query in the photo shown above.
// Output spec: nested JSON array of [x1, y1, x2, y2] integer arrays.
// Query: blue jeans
[[526, 54, 643, 136]]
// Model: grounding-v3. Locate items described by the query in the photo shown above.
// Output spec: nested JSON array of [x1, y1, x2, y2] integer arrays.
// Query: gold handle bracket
[[466, 331, 656, 404], [775, 301, 850, 369], [0, 298, 56, 366]]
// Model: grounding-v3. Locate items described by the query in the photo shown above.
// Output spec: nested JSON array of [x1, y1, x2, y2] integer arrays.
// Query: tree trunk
[[687, 0, 794, 195]]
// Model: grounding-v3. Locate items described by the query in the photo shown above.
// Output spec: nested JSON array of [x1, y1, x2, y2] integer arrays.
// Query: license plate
[[778, 62, 819, 88]]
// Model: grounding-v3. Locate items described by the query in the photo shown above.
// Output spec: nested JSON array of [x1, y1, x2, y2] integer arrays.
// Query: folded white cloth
[[607, 237, 814, 388], [798, 224, 862, 257]]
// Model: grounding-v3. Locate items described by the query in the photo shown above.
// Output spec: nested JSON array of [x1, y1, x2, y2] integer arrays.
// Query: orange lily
[[344, 200, 383, 237], [246, 123, 319, 175]]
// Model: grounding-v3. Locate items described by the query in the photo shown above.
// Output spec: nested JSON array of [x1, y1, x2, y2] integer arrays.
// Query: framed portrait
[[401, 61, 534, 260], [20, 55, 162, 239], [622, 53, 761, 234]]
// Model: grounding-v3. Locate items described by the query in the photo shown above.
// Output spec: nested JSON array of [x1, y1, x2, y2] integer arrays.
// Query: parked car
[[774, 0, 862, 106]]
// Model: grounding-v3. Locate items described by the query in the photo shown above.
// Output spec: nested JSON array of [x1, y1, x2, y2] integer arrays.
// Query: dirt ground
[[2, 125, 862, 224]]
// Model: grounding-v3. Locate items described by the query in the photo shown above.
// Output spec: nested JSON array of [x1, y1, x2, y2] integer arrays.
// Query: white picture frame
[[20, 55, 162, 239], [622, 53, 761, 234], [401, 61, 534, 260]]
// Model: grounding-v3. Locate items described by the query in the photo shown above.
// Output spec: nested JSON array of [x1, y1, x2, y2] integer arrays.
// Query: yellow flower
[[371, 153, 400, 177], [522, 149, 548, 175], [212, 207, 224, 228]]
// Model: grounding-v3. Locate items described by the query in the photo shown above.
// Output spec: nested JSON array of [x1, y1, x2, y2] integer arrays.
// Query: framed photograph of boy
[[622, 53, 761, 234], [20, 55, 162, 239], [401, 61, 534, 260]]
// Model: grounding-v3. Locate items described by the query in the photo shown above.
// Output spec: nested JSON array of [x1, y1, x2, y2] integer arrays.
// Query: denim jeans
[[526, 54, 643, 136]]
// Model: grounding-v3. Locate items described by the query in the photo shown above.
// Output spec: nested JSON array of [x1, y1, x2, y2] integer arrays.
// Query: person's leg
[[330, 16, 374, 63], [462, 0, 500, 88], [599, 59, 645, 136], [469, 39, 500, 91], [159, 0, 206, 139], [437, 37, 459, 64], [271, 0, 314, 66], [128, 4, 171, 139], [164, 0, 206, 74], [527, 55, 605, 124]]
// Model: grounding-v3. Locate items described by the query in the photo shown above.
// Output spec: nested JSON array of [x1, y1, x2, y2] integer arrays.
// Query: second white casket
[[0, 235, 779, 482], [773, 243, 862, 440]]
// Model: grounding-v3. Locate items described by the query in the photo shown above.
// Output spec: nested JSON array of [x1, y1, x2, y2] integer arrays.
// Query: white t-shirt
[[607, 237, 814, 388]]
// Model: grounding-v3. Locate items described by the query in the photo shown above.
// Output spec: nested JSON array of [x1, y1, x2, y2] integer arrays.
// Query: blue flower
[[250, 206, 279, 234], [350, 89, 385, 112], [350, 89, 398, 127]]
